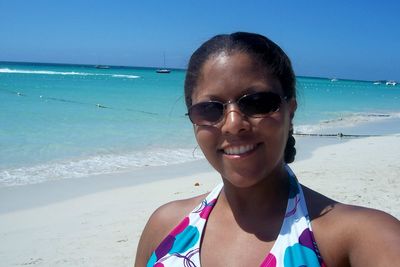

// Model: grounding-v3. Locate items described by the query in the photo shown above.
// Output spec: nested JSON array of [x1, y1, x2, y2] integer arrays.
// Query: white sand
[[0, 135, 399, 266]]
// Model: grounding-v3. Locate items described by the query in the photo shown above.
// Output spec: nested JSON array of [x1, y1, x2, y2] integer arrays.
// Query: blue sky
[[0, 0, 399, 81]]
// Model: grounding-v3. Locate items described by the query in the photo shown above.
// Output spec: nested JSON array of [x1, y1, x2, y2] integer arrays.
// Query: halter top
[[147, 166, 326, 266]]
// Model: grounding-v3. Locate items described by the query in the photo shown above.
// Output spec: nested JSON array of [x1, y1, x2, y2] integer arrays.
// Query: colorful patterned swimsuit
[[147, 166, 326, 267]]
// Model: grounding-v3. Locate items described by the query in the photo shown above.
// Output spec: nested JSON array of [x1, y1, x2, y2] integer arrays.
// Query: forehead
[[192, 52, 282, 101]]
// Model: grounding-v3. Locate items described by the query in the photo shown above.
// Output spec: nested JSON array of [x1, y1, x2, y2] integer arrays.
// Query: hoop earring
[[192, 145, 199, 158]]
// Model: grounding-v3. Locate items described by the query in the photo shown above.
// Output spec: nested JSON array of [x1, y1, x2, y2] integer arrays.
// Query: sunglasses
[[187, 91, 286, 126]]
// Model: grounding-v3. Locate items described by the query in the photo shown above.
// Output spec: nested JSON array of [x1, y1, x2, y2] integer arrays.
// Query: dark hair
[[184, 32, 297, 163]]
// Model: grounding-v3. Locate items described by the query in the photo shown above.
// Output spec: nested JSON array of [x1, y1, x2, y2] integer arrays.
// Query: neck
[[218, 165, 290, 238]]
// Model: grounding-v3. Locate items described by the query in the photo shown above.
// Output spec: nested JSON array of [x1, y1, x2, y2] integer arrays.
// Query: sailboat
[[156, 53, 171, 74], [95, 65, 110, 69]]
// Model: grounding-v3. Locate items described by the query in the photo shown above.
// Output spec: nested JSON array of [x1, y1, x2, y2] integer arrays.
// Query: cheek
[[194, 126, 216, 147], [194, 127, 220, 152], [257, 111, 287, 131], [257, 113, 290, 149]]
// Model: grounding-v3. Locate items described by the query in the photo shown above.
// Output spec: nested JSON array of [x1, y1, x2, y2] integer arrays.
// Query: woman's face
[[191, 52, 296, 188]]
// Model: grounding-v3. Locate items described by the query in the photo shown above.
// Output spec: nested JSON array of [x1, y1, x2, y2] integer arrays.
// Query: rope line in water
[[294, 133, 382, 138], [0, 88, 395, 133], [0, 88, 26, 96], [0, 87, 159, 115]]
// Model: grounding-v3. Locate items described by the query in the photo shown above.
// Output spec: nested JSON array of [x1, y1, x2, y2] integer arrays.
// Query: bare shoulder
[[134, 193, 207, 267], [327, 204, 399, 267], [302, 185, 400, 267], [145, 193, 207, 238]]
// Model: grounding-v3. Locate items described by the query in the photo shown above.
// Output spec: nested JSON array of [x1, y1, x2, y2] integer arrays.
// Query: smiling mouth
[[222, 143, 259, 155]]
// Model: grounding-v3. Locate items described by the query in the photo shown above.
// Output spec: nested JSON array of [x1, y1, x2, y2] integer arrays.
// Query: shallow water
[[1, 62, 399, 186]]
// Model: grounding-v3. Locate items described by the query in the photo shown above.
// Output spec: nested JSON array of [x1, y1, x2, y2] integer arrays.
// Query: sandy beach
[[0, 134, 399, 267]]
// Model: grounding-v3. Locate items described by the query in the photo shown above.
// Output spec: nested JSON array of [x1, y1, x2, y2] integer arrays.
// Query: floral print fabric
[[147, 166, 325, 267]]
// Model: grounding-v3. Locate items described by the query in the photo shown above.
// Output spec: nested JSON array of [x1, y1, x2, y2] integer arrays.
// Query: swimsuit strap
[[146, 183, 223, 267], [262, 165, 326, 266]]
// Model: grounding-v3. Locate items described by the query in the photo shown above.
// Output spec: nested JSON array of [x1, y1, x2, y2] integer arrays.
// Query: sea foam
[[0, 68, 140, 79], [295, 112, 400, 134], [0, 148, 204, 187]]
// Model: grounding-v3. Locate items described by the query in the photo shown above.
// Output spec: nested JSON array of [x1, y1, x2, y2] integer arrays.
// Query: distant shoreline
[[1, 61, 398, 82], [0, 60, 186, 72]]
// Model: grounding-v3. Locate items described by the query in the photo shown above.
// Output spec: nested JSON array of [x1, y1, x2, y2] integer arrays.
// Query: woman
[[135, 32, 400, 267]]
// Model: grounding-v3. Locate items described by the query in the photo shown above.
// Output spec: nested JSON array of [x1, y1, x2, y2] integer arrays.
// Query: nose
[[220, 103, 250, 134]]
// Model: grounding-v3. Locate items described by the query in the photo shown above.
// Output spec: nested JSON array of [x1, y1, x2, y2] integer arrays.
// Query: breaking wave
[[295, 112, 400, 134], [0, 68, 140, 79], [0, 148, 204, 187]]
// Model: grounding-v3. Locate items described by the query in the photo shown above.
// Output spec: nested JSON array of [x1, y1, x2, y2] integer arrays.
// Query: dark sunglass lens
[[239, 92, 281, 117], [189, 102, 224, 125]]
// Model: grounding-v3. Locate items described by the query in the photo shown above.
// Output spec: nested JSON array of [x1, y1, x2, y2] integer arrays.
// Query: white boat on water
[[95, 65, 110, 69], [156, 69, 171, 74], [156, 53, 171, 74], [386, 80, 397, 86]]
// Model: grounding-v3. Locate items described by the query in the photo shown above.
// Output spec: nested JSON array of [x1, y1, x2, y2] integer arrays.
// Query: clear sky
[[0, 0, 399, 81]]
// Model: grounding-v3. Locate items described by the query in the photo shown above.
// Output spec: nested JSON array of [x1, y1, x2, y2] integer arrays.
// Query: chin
[[219, 160, 286, 188], [221, 171, 267, 188]]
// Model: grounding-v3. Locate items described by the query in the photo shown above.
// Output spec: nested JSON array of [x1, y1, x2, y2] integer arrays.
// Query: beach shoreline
[[0, 134, 399, 266]]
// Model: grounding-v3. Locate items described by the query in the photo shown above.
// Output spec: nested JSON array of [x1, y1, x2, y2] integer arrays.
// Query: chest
[[200, 225, 277, 267], [199, 204, 289, 266]]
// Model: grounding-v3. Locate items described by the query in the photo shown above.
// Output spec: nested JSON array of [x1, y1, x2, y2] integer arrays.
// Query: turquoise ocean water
[[1, 62, 399, 187]]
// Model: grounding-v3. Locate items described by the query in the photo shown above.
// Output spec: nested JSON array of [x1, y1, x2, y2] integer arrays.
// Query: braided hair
[[284, 129, 296, 163]]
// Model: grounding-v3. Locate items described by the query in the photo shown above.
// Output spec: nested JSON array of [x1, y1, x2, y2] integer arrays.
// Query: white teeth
[[224, 144, 256, 155]]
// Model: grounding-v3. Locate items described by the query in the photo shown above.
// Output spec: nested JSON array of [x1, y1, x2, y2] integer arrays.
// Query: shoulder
[[302, 185, 400, 267], [134, 193, 207, 267], [146, 193, 207, 237]]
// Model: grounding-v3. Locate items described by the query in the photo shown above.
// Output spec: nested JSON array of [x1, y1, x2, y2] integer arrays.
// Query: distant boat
[[386, 80, 397, 86], [330, 78, 338, 82], [156, 53, 171, 74], [156, 69, 171, 74], [95, 65, 110, 69]]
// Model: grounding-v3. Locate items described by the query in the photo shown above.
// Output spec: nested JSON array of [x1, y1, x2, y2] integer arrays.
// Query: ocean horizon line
[[0, 60, 186, 72], [1, 60, 397, 83]]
